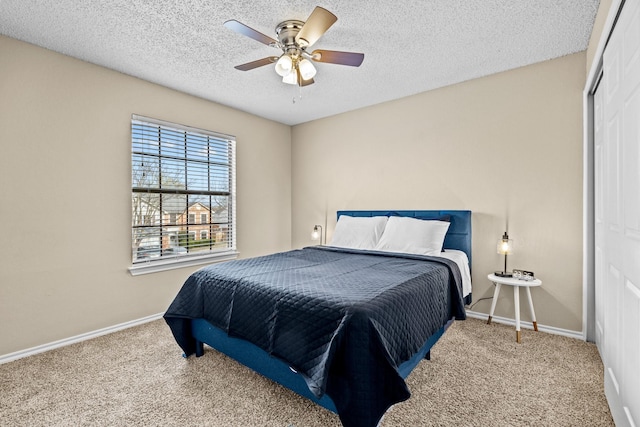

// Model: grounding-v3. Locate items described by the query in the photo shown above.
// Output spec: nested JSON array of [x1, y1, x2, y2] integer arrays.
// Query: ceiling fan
[[223, 6, 364, 87]]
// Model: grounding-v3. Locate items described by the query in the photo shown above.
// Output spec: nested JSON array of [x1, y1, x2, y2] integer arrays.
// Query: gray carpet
[[0, 318, 614, 426]]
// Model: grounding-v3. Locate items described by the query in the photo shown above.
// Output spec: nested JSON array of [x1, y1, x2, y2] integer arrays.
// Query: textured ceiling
[[0, 0, 599, 126]]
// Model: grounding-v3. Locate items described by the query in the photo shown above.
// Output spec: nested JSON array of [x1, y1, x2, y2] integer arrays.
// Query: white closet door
[[596, 1, 640, 425]]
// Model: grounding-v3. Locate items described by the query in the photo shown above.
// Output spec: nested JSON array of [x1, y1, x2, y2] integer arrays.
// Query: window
[[130, 115, 237, 274]]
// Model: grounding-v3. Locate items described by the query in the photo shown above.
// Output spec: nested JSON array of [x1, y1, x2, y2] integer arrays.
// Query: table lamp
[[495, 231, 513, 277], [311, 225, 323, 245]]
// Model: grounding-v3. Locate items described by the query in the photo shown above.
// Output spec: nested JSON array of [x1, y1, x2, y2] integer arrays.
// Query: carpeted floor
[[0, 317, 614, 426]]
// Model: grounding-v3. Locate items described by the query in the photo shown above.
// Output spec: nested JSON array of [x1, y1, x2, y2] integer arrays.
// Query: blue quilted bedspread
[[164, 246, 466, 427]]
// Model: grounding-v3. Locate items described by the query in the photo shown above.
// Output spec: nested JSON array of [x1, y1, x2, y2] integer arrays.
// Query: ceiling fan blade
[[234, 56, 278, 71], [224, 20, 278, 46], [311, 49, 364, 67], [295, 6, 337, 48]]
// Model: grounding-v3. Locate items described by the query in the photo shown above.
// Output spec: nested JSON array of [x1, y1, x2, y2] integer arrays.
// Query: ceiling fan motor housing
[[276, 20, 307, 55]]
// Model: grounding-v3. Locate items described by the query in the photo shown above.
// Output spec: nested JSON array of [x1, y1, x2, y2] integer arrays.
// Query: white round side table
[[487, 273, 542, 343]]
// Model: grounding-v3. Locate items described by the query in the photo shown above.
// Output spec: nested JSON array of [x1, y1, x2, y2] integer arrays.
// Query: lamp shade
[[275, 55, 293, 77], [497, 232, 512, 254], [311, 227, 320, 240], [282, 70, 298, 85], [298, 58, 317, 80], [311, 225, 323, 244]]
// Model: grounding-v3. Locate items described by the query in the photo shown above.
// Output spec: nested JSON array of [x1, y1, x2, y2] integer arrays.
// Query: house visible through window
[[131, 115, 236, 268]]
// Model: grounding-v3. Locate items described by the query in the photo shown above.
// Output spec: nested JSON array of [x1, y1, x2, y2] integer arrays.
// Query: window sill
[[128, 251, 239, 276]]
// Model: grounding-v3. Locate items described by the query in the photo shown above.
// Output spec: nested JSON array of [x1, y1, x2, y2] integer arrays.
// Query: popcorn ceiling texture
[[0, 0, 599, 125]]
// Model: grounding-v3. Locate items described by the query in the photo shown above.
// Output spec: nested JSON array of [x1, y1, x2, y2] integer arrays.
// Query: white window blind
[[131, 115, 236, 268]]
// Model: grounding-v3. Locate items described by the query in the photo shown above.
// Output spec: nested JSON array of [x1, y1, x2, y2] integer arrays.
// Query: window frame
[[129, 115, 237, 276]]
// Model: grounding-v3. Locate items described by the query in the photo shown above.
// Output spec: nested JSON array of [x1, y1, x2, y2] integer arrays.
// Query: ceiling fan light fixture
[[298, 58, 317, 80], [275, 55, 293, 77], [282, 70, 298, 85]]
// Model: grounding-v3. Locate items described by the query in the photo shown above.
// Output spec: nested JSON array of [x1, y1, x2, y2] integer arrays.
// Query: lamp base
[[494, 271, 513, 278]]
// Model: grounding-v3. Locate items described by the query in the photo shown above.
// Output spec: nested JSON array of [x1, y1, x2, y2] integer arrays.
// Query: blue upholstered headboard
[[336, 210, 472, 269]]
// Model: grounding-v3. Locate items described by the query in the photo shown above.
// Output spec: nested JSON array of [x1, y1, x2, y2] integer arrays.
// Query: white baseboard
[[0, 313, 164, 365], [466, 310, 584, 340]]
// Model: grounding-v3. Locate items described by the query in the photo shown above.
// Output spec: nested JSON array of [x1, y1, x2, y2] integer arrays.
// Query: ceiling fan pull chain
[[291, 84, 302, 104]]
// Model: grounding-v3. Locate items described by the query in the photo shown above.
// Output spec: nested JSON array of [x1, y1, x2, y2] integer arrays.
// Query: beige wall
[[0, 28, 593, 356], [292, 52, 586, 332], [0, 36, 292, 355]]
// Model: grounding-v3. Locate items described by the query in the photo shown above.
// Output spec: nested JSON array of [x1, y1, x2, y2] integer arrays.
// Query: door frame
[[582, 0, 624, 342]]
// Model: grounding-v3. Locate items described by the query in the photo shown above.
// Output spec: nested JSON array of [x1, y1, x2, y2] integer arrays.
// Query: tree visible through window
[[131, 115, 236, 264]]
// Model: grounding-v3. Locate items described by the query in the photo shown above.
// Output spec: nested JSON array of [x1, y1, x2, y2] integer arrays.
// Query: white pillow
[[329, 215, 388, 250], [374, 216, 450, 256]]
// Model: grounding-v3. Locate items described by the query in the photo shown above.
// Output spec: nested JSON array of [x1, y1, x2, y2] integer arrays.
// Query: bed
[[164, 210, 472, 427]]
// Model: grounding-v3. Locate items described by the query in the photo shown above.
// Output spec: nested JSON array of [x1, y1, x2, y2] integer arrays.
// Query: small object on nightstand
[[486, 273, 542, 343], [513, 269, 535, 281]]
